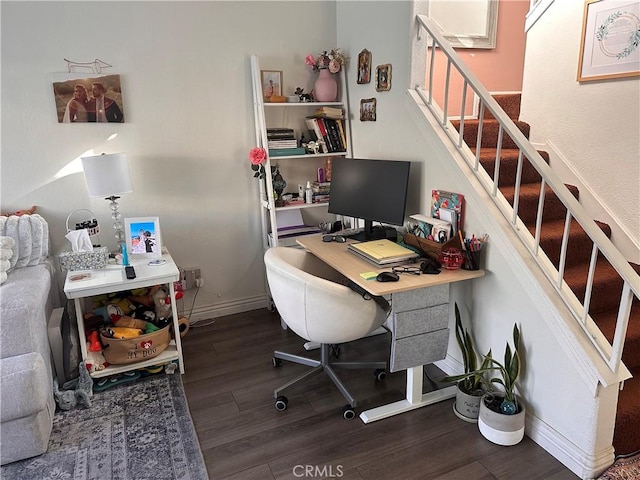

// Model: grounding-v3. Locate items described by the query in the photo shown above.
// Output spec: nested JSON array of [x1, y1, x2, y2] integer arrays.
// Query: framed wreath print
[[577, 0, 640, 82], [261, 70, 283, 101], [125, 217, 162, 259], [375, 64, 392, 91], [360, 98, 377, 121], [357, 49, 372, 84]]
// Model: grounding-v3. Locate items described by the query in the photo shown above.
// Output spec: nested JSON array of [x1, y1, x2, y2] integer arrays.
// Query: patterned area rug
[[1, 373, 209, 480], [597, 451, 640, 479]]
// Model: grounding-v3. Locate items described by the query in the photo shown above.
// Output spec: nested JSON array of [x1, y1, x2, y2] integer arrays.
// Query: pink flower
[[248, 147, 266, 165], [305, 55, 316, 67]]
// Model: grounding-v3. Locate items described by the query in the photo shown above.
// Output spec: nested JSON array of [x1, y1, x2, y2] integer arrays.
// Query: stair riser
[[461, 122, 530, 150], [480, 156, 543, 188]]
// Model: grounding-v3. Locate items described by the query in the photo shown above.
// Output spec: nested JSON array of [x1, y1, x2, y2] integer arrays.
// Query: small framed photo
[[357, 49, 372, 84], [261, 70, 283, 100], [125, 217, 162, 259], [360, 98, 377, 121], [375, 64, 392, 92]]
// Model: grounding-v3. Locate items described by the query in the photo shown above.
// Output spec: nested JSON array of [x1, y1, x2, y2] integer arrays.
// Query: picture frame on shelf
[[261, 70, 283, 100], [577, 0, 640, 82], [125, 217, 162, 259], [375, 64, 392, 91], [360, 98, 376, 121], [357, 49, 372, 84]]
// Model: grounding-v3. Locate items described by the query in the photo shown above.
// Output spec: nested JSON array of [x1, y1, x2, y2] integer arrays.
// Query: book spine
[[305, 118, 328, 153], [316, 118, 335, 152], [335, 119, 347, 152], [325, 119, 344, 152]]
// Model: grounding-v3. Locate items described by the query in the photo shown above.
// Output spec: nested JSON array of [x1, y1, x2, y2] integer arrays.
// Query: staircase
[[452, 93, 640, 456]]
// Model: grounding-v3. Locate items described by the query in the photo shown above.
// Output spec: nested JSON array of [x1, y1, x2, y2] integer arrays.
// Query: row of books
[[305, 117, 347, 154]]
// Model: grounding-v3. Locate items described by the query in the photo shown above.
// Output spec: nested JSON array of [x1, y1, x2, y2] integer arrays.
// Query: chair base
[[273, 343, 386, 408]]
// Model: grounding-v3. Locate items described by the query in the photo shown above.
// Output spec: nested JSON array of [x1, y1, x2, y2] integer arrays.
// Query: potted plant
[[477, 323, 526, 446], [441, 303, 491, 422]]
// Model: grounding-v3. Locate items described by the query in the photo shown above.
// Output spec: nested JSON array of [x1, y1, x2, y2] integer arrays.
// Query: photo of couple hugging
[[62, 80, 124, 123]]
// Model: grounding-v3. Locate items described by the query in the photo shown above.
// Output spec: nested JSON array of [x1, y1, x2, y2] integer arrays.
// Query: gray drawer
[[392, 284, 449, 312], [392, 303, 449, 338], [389, 328, 449, 372]]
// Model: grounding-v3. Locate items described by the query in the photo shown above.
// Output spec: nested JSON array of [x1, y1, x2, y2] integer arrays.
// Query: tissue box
[[58, 247, 109, 271]]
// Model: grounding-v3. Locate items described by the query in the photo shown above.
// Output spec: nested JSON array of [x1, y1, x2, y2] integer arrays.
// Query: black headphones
[[419, 252, 441, 274]]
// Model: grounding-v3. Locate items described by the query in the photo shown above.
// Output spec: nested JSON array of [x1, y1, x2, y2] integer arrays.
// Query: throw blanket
[[0, 214, 49, 271]]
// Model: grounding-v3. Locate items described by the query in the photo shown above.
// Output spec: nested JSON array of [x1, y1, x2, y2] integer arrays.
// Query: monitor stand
[[347, 221, 398, 242]]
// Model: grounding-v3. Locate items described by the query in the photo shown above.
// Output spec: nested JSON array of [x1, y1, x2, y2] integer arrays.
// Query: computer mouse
[[376, 271, 399, 282]]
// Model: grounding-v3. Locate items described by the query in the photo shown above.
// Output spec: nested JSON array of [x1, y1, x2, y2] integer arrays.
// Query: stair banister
[[415, 13, 639, 374]]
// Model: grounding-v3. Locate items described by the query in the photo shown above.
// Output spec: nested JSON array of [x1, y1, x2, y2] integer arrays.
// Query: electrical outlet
[[184, 268, 201, 290]]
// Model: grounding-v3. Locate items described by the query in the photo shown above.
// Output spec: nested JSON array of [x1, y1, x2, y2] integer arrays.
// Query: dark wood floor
[[181, 309, 579, 480]]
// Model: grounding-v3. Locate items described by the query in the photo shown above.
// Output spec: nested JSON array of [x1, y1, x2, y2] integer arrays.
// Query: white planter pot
[[453, 385, 483, 423], [477, 394, 525, 446]]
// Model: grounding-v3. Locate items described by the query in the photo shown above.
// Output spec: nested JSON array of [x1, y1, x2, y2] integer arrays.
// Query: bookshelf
[[250, 54, 353, 248]]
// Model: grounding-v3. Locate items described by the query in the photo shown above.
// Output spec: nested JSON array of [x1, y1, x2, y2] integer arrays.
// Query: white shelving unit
[[250, 54, 353, 249]]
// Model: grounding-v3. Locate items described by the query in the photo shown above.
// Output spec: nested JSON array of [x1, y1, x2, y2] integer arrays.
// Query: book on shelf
[[314, 106, 344, 119], [305, 118, 329, 153], [267, 139, 298, 149], [323, 118, 345, 152], [431, 190, 465, 234], [335, 119, 347, 150], [268, 147, 306, 157], [312, 181, 330, 194], [267, 128, 294, 138]]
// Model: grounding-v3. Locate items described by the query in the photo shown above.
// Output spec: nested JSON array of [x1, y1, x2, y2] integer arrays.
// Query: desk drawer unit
[[387, 284, 449, 372]]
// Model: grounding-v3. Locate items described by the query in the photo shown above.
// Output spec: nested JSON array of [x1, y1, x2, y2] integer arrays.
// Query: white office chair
[[264, 246, 389, 418]]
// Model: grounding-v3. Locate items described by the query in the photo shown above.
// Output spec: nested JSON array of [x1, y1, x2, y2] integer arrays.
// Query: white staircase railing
[[415, 14, 639, 375]]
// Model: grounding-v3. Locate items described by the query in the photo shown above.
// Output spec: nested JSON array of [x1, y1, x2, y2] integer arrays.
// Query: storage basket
[[100, 324, 171, 365]]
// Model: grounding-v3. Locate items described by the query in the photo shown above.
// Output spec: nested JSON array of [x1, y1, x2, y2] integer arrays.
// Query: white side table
[[63, 251, 184, 378]]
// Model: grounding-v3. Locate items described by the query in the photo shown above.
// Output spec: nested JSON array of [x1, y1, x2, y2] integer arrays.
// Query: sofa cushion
[[0, 352, 49, 422], [0, 263, 53, 360]]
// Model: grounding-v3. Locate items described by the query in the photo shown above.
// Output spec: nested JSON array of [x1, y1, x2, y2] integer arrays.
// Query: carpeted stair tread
[[484, 93, 521, 121], [451, 119, 530, 150], [528, 219, 612, 268], [501, 183, 580, 224], [473, 148, 548, 187], [592, 309, 640, 370], [614, 368, 640, 455]]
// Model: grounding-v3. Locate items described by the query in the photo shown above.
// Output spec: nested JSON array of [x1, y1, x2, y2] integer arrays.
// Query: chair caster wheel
[[272, 357, 282, 367], [374, 369, 386, 381], [275, 396, 288, 411], [342, 405, 356, 419]]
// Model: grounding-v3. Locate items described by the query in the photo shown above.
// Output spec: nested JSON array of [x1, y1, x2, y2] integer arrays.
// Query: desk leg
[[359, 365, 457, 423], [75, 298, 88, 368], [169, 282, 185, 374]]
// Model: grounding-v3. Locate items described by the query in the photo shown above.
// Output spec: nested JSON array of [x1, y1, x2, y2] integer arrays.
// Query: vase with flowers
[[249, 147, 267, 179], [305, 49, 348, 102]]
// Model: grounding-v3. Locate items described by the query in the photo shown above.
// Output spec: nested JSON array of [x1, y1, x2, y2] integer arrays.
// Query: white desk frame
[[297, 235, 484, 423], [63, 251, 184, 377]]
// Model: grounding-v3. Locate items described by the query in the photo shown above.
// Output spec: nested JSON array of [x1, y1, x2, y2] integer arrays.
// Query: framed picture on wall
[[577, 0, 640, 82], [51, 73, 125, 123], [125, 217, 162, 259], [360, 98, 377, 121], [375, 64, 392, 92], [357, 49, 372, 84], [261, 70, 283, 101]]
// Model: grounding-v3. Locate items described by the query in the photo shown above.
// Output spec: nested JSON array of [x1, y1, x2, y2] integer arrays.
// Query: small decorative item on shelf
[[271, 166, 287, 207], [248, 147, 267, 179], [305, 49, 349, 102], [439, 247, 464, 270]]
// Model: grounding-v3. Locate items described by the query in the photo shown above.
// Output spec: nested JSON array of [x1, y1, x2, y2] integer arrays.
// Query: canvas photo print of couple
[[52, 73, 125, 123]]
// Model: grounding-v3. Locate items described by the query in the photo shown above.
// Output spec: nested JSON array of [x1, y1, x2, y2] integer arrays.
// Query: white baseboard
[[182, 295, 269, 325]]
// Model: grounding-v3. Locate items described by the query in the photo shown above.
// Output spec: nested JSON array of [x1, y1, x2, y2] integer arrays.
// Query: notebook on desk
[[348, 239, 419, 266]]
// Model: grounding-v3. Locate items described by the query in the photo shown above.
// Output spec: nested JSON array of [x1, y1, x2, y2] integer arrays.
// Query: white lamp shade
[[81, 153, 133, 197]]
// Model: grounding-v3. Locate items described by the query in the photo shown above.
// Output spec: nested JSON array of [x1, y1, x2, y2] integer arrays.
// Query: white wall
[[520, 1, 640, 261], [1, 1, 337, 317]]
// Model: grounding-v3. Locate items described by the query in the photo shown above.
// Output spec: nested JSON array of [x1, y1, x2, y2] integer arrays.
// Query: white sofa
[[0, 214, 59, 465]]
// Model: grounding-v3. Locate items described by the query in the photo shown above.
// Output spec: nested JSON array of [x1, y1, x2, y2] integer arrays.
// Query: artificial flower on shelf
[[305, 48, 349, 74], [249, 147, 267, 179]]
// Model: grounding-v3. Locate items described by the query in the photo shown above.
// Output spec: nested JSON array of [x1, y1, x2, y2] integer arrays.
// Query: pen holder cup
[[439, 248, 464, 270], [462, 249, 482, 271]]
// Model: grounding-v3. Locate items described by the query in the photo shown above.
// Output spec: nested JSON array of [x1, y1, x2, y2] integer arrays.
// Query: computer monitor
[[328, 157, 411, 241]]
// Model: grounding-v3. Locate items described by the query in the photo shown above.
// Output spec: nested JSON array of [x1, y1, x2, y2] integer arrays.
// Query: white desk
[[63, 251, 184, 377], [296, 234, 484, 423]]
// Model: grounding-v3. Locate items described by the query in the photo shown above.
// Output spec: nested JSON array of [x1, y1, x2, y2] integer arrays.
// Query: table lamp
[[81, 153, 133, 248]]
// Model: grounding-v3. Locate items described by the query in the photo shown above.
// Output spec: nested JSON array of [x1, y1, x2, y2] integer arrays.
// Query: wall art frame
[[375, 64, 392, 92], [357, 49, 372, 84], [577, 0, 640, 82], [261, 70, 283, 100], [51, 73, 125, 123], [360, 98, 377, 121], [125, 217, 162, 259]]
